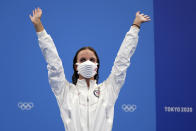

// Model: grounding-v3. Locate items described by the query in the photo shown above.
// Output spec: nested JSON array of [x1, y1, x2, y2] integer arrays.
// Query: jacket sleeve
[[104, 26, 140, 103], [36, 29, 70, 106]]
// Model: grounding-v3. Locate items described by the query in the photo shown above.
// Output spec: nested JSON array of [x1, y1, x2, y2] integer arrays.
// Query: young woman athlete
[[29, 7, 151, 131]]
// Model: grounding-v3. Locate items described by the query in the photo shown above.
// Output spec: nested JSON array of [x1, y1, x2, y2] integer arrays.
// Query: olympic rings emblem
[[121, 104, 137, 112], [18, 102, 34, 110]]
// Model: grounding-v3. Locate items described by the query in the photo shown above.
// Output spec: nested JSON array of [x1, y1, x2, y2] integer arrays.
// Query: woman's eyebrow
[[90, 56, 96, 59], [80, 57, 86, 59]]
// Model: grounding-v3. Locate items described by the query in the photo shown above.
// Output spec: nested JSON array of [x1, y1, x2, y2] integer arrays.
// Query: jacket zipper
[[87, 96, 89, 131]]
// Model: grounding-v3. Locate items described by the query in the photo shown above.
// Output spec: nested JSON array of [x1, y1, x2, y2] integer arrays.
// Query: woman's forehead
[[78, 49, 96, 58]]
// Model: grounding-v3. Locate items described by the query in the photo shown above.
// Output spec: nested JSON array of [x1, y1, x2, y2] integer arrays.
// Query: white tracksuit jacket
[[36, 26, 140, 131]]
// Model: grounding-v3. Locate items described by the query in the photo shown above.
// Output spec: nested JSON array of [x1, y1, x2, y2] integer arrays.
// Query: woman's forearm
[[33, 20, 44, 32]]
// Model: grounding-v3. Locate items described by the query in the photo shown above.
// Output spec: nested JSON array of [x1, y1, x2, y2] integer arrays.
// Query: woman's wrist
[[132, 24, 140, 29], [33, 20, 44, 32], [133, 19, 141, 25], [132, 19, 142, 29]]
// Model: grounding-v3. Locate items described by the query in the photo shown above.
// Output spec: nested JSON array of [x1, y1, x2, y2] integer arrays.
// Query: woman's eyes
[[90, 58, 95, 62], [80, 58, 86, 62], [79, 58, 96, 63]]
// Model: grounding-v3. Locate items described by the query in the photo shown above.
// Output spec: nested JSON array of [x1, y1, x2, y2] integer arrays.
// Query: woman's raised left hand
[[133, 11, 151, 27]]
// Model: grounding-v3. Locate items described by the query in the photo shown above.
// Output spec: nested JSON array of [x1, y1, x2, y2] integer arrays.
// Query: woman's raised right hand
[[29, 7, 42, 25]]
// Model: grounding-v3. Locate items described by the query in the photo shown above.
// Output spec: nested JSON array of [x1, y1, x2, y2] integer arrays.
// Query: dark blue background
[[154, 0, 196, 130]]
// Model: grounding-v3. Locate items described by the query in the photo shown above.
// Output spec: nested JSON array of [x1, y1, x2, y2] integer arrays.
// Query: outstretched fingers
[[135, 11, 152, 23], [37, 7, 42, 12], [35, 8, 38, 15], [33, 10, 35, 16], [143, 14, 149, 18]]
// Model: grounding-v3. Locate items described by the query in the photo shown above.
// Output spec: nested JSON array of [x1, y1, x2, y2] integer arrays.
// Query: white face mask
[[76, 60, 98, 79]]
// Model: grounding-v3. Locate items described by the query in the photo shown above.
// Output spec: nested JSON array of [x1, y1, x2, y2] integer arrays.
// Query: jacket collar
[[76, 79, 97, 91]]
